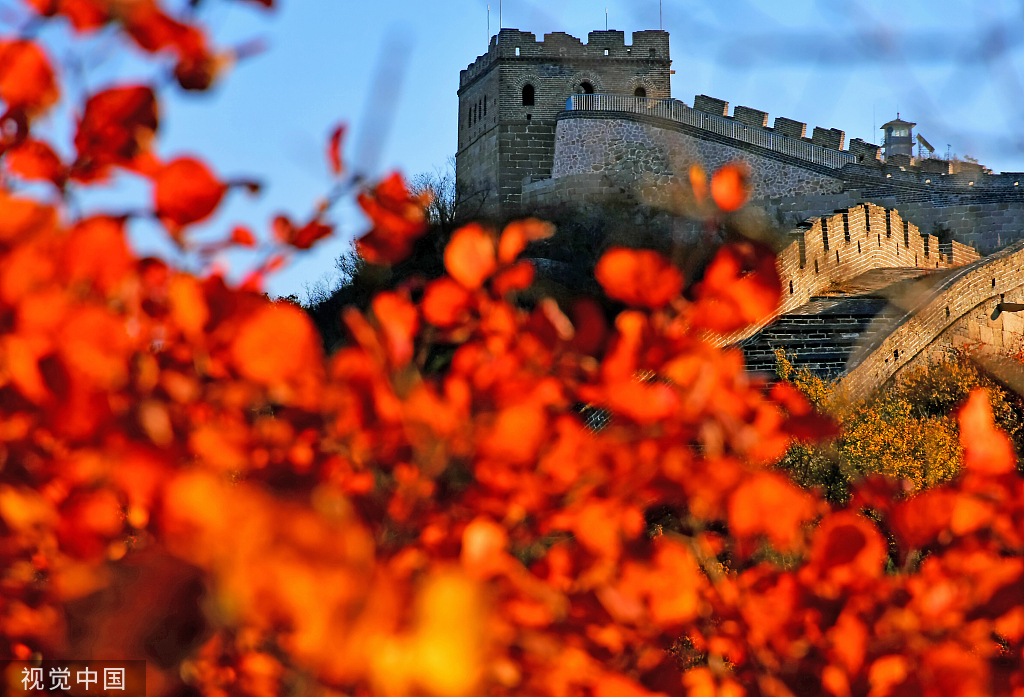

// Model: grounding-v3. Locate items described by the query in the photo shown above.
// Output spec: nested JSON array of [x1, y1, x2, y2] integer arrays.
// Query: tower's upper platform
[[459, 29, 670, 90]]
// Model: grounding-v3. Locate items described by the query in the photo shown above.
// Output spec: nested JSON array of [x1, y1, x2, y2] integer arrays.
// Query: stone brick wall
[[549, 112, 846, 201], [761, 189, 1024, 257], [456, 28, 671, 217], [521, 172, 634, 208], [457, 121, 500, 213], [772, 204, 974, 316], [710, 203, 980, 347], [840, 241, 1024, 401]]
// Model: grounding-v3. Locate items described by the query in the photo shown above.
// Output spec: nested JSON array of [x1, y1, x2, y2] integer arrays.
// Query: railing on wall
[[565, 94, 857, 170]]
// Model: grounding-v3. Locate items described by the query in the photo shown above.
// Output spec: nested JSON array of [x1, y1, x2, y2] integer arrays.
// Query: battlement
[[459, 29, 670, 89], [714, 202, 981, 348], [774, 201, 982, 314], [560, 91, 1024, 195], [688, 94, 877, 164]]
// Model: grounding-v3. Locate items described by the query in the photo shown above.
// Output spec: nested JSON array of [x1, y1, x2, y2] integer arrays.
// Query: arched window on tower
[[578, 81, 595, 94], [522, 84, 534, 106], [634, 86, 646, 98]]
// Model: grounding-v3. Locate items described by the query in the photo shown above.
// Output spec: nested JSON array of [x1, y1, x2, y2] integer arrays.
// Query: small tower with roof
[[880, 114, 916, 162]]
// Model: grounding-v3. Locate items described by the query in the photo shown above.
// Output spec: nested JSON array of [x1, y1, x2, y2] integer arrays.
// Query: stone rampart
[[762, 189, 1024, 257], [839, 241, 1024, 402], [549, 111, 845, 200], [539, 103, 1024, 251], [711, 203, 980, 348]]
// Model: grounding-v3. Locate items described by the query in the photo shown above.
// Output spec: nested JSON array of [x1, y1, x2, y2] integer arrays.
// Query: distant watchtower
[[880, 115, 916, 162], [456, 28, 671, 218]]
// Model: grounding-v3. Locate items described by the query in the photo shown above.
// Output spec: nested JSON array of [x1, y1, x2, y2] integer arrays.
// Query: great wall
[[456, 28, 1024, 397]]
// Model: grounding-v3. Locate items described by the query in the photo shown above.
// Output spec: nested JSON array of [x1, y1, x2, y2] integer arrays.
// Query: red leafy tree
[[1, 4, 1022, 697]]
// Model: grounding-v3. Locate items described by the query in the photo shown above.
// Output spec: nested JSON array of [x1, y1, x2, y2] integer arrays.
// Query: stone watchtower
[[880, 115, 915, 163], [456, 28, 671, 218]]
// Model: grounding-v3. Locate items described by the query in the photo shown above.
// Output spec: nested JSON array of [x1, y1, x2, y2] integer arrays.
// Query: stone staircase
[[740, 267, 950, 379]]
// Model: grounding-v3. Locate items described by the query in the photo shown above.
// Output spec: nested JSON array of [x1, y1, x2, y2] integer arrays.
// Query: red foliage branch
[[0, 3, 1022, 697]]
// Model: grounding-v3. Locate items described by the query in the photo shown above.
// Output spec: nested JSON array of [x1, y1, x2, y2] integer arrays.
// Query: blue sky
[[6, 0, 1024, 300]]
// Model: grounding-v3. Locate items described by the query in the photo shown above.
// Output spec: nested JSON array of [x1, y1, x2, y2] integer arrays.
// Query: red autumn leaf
[[239, 253, 288, 292], [827, 614, 867, 676], [643, 538, 704, 626], [497, 218, 555, 264], [56, 0, 109, 31], [57, 490, 123, 559], [849, 474, 902, 515], [921, 644, 988, 697], [867, 655, 909, 697], [327, 124, 345, 176], [272, 216, 296, 245], [445, 224, 497, 290], [605, 381, 679, 425], [154, 157, 227, 233], [710, 161, 751, 212], [11, 3, 1024, 690], [293, 220, 333, 250], [958, 388, 1016, 475], [123, 1, 195, 54], [808, 512, 887, 584], [4, 139, 65, 187], [594, 247, 683, 309], [728, 472, 816, 548], [174, 48, 223, 92], [23, 0, 58, 16], [356, 172, 429, 265], [230, 225, 256, 247], [120, 3, 217, 90], [422, 277, 474, 327], [63, 216, 132, 294], [481, 402, 548, 464], [461, 517, 509, 579], [890, 489, 956, 548], [3, 335, 51, 404], [593, 673, 660, 697], [0, 190, 56, 242], [273, 215, 332, 250], [568, 297, 609, 355], [264, 254, 287, 274], [535, 297, 575, 342], [231, 303, 322, 385], [770, 381, 812, 416], [691, 241, 781, 332], [372, 291, 419, 367], [27, 0, 109, 30], [0, 40, 59, 115], [72, 85, 158, 181], [168, 274, 208, 339], [950, 494, 995, 536], [491, 260, 535, 297], [689, 163, 708, 203]]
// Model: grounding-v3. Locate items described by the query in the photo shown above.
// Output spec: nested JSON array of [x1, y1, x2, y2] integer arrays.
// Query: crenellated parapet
[[714, 202, 980, 349], [772, 203, 978, 318], [459, 29, 670, 90], [688, 94, 869, 163]]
